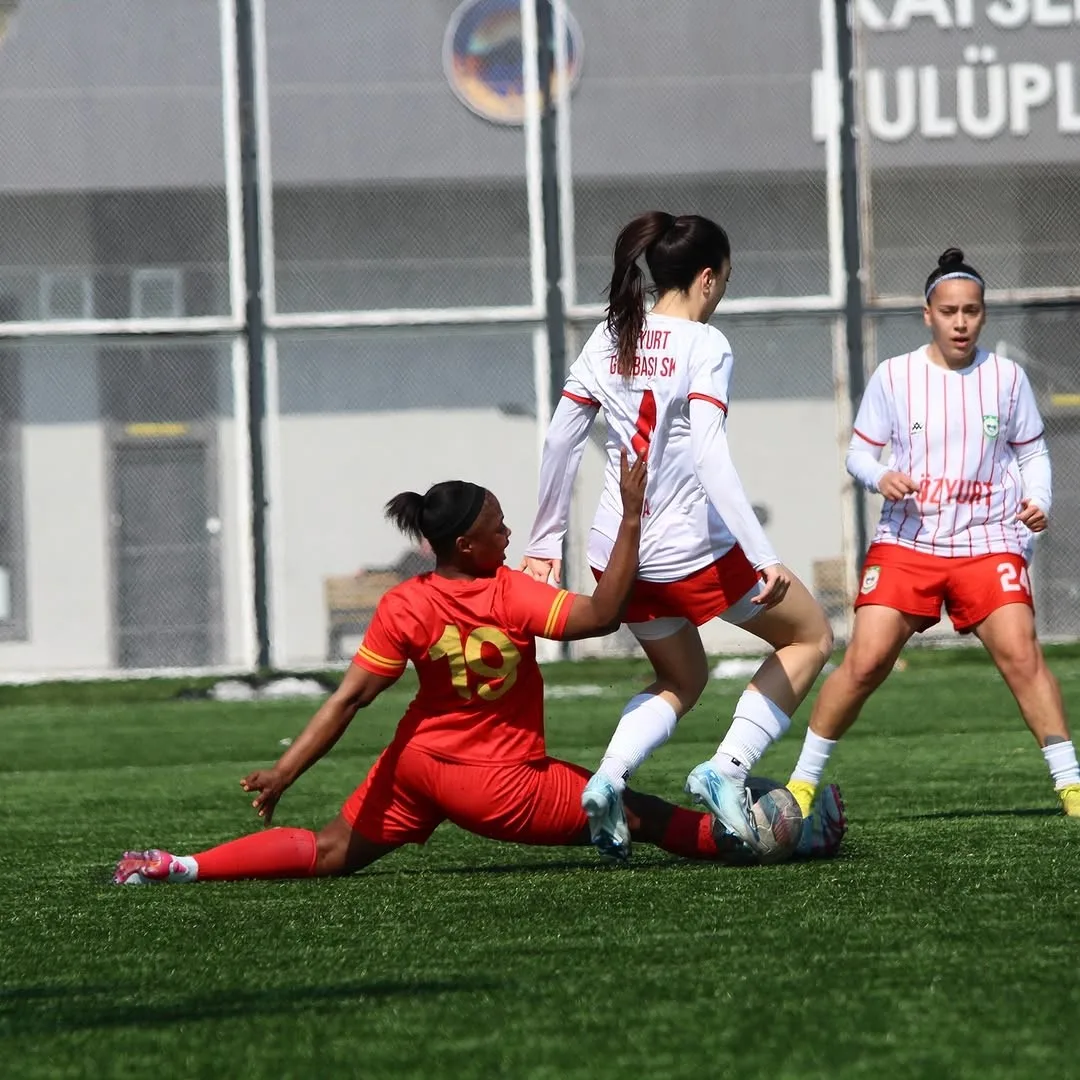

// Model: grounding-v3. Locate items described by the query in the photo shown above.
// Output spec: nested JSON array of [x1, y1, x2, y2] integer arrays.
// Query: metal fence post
[[235, 0, 271, 670]]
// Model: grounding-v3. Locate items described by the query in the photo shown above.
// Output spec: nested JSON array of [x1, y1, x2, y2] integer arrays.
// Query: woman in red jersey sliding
[[115, 452, 833, 885], [785, 248, 1080, 820], [522, 211, 838, 860]]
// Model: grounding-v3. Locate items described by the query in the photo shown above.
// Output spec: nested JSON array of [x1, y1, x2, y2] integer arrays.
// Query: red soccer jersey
[[353, 566, 573, 764]]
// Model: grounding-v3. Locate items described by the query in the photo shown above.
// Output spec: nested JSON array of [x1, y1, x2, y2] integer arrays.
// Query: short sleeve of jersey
[[501, 570, 574, 640], [851, 364, 893, 448], [353, 593, 409, 678], [562, 335, 602, 409], [687, 330, 734, 418], [1007, 367, 1044, 447]]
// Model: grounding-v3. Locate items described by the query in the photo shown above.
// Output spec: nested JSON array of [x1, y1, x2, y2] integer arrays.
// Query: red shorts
[[854, 542, 1033, 633], [592, 544, 760, 627], [341, 742, 591, 847]]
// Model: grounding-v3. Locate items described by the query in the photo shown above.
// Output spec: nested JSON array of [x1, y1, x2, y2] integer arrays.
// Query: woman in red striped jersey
[[787, 248, 1080, 820]]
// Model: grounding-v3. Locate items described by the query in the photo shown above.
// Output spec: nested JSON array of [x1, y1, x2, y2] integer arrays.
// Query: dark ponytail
[[606, 211, 674, 377], [384, 491, 426, 544], [923, 247, 985, 302], [605, 211, 732, 376], [385, 480, 488, 556]]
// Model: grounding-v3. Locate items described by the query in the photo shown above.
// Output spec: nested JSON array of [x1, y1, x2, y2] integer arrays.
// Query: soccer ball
[[711, 776, 804, 866]]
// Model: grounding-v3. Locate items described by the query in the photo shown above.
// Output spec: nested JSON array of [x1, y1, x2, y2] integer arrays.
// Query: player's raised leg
[[687, 575, 833, 848], [114, 816, 400, 884], [785, 604, 922, 816], [972, 603, 1080, 816], [581, 620, 705, 860]]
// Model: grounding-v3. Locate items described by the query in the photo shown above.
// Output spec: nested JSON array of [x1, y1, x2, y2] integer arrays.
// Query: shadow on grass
[[97, 852, 847, 888], [360, 853, 848, 877], [902, 807, 1060, 820], [0, 977, 499, 1036]]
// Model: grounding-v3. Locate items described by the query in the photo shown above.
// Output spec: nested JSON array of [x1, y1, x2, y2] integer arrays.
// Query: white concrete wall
[[0, 413, 251, 678], [0, 396, 856, 677], [0, 422, 112, 673], [271, 407, 541, 667]]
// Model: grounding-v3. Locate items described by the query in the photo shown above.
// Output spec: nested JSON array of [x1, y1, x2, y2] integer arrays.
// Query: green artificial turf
[[2, 649, 1078, 1079]]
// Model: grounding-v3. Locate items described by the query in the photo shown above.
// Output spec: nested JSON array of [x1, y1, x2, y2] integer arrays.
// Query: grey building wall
[[0, 1, 1077, 673]]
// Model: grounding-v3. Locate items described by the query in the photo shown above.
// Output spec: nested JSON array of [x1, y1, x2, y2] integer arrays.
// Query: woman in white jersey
[[786, 248, 1080, 820], [522, 211, 838, 859]]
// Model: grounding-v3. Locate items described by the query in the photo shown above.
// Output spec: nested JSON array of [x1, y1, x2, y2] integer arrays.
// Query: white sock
[[711, 690, 791, 781], [170, 855, 199, 882], [1042, 740, 1080, 790], [596, 692, 679, 793], [789, 730, 838, 787]]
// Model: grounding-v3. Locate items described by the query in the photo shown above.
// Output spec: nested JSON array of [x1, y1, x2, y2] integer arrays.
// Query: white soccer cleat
[[581, 774, 631, 863], [684, 761, 764, 853]]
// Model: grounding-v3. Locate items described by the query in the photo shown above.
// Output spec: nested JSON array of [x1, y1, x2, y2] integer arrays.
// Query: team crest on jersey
[[982, 414, 999, 438], [860, 565, 880, 595]]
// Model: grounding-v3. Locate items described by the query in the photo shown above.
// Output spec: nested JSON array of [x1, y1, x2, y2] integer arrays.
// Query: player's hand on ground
[[619, 446, 647, 519], [241, 769, 288, 826], [877, 470, 918, 501], [1016, 498, 1048, 533], [753, 563, 791, 608], [519, 556, 561, 585]]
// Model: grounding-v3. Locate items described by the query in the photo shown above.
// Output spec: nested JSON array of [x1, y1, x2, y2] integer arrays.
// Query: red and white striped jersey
[[853, 346, 1044, 557]]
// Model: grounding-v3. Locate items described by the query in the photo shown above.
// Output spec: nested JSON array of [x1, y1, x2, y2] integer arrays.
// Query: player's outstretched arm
[[559, 448, 646, 640], [521, 393, 598, 584], [241, 664, 398, 825]]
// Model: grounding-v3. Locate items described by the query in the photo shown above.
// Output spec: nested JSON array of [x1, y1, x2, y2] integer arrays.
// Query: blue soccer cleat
[[684, 761, 763, 853], [581, 774, 631, 863]]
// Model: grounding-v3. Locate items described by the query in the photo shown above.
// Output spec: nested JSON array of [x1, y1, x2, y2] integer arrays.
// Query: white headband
[[925, 270, 984, 301]]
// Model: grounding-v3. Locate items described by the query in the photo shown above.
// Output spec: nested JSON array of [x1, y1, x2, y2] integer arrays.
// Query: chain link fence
[[1, 1, 1078, 677]]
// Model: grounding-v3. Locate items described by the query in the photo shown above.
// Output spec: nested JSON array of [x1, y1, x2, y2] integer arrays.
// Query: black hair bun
[[938, 247, 965, 268]]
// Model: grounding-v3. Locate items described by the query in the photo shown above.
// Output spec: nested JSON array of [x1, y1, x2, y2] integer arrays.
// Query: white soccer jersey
[[526, 314, 778, 582], [852, 346, 1045, 557]]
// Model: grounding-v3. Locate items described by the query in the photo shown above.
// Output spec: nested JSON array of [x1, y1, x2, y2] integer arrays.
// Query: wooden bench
[[812, 556, 850, 620], [324, 571, 403, 661]]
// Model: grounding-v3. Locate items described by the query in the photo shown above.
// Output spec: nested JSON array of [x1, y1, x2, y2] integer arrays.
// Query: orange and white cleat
[[113, 849, 195, 885]]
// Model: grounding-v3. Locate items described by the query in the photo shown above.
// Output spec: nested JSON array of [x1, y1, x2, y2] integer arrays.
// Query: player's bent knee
[[793, 607, 834, 662], [814, 619, 836, 662], [846, 649, 896, 693], [993, 642, 1044, 686]]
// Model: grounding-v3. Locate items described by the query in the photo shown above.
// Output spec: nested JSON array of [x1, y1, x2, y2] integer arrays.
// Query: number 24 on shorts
[[428, 624, 522, 701], [998, 562, 1031, 595]]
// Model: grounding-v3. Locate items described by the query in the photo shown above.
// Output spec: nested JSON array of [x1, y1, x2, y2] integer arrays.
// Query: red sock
[[659, 807, 719, 861], [193, 828, 318, 881]]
